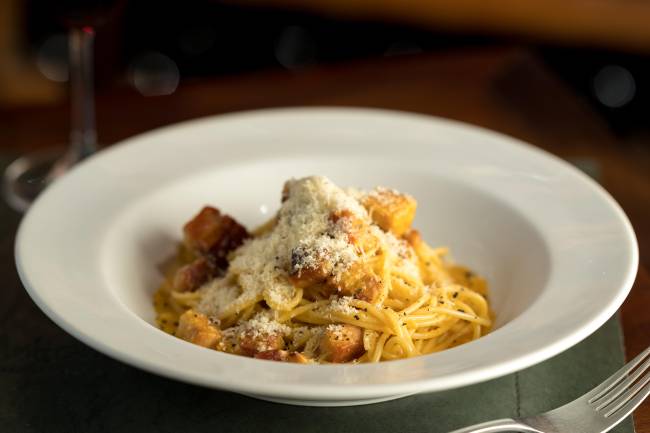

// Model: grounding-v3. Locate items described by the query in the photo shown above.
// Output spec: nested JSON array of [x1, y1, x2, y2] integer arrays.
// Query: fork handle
[[447, 418, 541, 433]]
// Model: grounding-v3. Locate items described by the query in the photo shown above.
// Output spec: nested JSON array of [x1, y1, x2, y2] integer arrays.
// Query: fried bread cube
[[172, 257, 217, 292], [175, 310, 221, 348], [183, 206, 249, 268], [329, 209, 378, 253], [362, 189, 416, 236], [329, 261, 382, 303], [239, 331, 285, 357], [254, 350, 311, 363], [288, 245, 334, 288], [319, 324, 364, 363]]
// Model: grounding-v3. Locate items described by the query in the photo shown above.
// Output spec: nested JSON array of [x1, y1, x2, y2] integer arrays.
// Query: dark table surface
[[1, 46, 649, 431]]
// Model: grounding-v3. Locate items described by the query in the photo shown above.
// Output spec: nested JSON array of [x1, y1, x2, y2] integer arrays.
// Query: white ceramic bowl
[[16, 108, 638, 406]]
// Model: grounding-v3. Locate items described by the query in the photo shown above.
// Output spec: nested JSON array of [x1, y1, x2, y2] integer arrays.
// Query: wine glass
[[3, 0, 122, 212]]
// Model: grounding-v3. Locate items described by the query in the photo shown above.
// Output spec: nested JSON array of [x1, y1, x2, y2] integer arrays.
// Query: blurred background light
[[128, 52, 180, 96], [274, 25, 316, 70], [35, 33, 69, 82], [593, 65, 636, 108]]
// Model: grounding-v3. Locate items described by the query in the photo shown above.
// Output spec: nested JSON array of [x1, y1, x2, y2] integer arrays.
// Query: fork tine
[[603, 371, 650, 417], [587, 345, 650, 403], [599, 383, 650, 433], [593, 355, 650, 410]]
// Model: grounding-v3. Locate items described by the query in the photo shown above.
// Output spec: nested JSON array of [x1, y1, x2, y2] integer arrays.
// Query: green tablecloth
[[0, 157, 634, 433]]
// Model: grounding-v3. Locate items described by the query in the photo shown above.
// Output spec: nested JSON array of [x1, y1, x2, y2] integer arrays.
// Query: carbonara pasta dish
[[154, 176, 492, 363]]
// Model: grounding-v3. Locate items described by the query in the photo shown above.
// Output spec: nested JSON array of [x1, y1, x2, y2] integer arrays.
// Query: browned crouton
[[254, 350, 310, 363], [172, 257, 217, 292], [329, 210, 378, 253], [330, 262, 382, 303], [319, 324, 365, 363], [288, 245, 333, 288], [329, 210, 364, 244], [183, 206, 249, 268], [293, 260, 382, 303], [239, 332, 285, 357], [362, 189, 416, 236], [175, 310, 221, 348]]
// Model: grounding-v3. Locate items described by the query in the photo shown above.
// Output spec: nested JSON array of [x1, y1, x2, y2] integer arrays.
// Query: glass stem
[[68, 26, 97, 162]]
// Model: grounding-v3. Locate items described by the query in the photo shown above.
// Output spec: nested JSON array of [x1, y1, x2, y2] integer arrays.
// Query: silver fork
[[449, 345, 650, 433]]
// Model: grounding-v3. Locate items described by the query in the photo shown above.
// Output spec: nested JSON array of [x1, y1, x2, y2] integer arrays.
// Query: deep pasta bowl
[[16, 108, 638, 406]]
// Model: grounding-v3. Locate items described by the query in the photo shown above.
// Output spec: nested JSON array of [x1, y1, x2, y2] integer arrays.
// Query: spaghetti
[[154, 176, 492, 363]]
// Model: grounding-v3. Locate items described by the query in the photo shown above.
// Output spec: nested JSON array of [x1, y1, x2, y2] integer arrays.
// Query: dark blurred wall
[[13, 0, 650, 137]]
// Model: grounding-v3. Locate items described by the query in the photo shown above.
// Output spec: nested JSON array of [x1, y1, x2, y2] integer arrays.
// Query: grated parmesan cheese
[[239, 312, 291, 339], [327, 296, 358, 315], [326, 324, 345, 340], [197, 278, 240, 317], [384, 231, 411, 259], [384, 231, 421, 281], [365, 186, 413, 203], [196, 176, 425, 327], [199, 176, 370, 316]]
